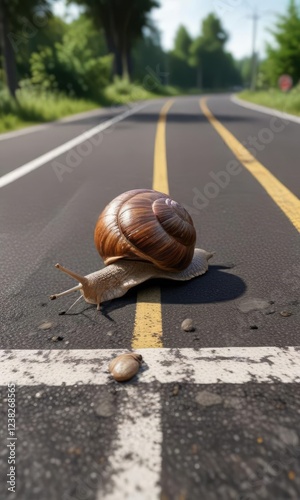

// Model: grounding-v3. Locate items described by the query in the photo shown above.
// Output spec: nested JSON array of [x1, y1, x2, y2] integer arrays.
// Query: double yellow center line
[[132, 97, 300, 349]]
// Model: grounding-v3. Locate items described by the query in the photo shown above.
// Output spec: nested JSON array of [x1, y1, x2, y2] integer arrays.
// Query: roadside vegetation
[[238, 0, 300, 117], [238, 88, 300, 117], [0, 0, 244, 134], [1, 0, 299, 132]]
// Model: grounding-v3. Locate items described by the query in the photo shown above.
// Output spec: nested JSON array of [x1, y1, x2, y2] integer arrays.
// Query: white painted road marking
[[1, 347, 299, 500], [0, 102, 148, 188], [100, 387, 162, 500], [1, 347, 300, 386], [231, 94, 300, 124]]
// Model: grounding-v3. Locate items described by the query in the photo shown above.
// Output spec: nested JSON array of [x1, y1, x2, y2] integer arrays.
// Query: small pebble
[[68, 447, 81, 456], [195, 390, 223, 407], [38, 322, 53, 330], [50, 336, 64, 342], [280, 311, 292, 317], [95, 396, 115, 418], [181, 318, 195, 332], [172, 384, 180, 396]]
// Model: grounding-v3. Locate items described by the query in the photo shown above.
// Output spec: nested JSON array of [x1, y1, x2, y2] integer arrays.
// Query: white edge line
[[0, 122, 51, 141], [0, 104, 126, 142], [231, 94, 300, 124], [1, 347, 300, 386], [0, 102, 148, 189]]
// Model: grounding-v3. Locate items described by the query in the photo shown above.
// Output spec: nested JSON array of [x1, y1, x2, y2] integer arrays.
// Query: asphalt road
[[0, 94, 300, 500]]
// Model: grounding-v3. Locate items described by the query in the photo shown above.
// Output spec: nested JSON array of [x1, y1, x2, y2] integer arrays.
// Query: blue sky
[[54, 0, 292, 60]]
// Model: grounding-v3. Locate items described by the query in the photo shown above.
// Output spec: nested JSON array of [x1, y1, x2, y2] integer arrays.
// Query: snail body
[[50, 189, 213, 310], [109, 353, 142, 382]]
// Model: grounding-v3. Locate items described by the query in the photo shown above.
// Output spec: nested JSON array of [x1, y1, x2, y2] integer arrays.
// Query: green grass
[[238, 88, 300, 117], [103, 79, 180, 105], [0, 80, 181, 134], [0, 87, 98, 134]]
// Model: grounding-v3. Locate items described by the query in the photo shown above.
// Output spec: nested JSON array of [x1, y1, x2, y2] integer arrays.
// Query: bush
[[30, 46, 113, 101]]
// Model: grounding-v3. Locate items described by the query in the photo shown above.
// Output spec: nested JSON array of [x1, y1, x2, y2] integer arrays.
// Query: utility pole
[[250, 11, 259, 91], [246, 5, 276, 91]]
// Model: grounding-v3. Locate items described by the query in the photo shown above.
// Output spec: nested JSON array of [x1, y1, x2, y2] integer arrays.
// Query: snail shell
[[94, 189, 196, 272], [109, 353, 143, 382]]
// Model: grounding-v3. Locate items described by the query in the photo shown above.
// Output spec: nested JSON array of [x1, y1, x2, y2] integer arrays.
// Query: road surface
[[0, 94, 299, 500]]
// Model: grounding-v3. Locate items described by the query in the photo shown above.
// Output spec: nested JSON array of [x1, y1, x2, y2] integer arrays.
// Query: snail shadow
[[61, 265, 246, 317], [160, 265, 246, 305], [104, 264, 246, 314]]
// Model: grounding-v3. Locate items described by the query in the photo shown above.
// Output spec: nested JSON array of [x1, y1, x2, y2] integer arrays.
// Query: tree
[[173, 25, 192, 60], [0, 0, 51, 97], [167, 25, 195, 88], [132, 29, 166, 86], [264, 0, 300, 86], [69, 0, 159, 79], [237, 57, 252, 87], [190, 13, 241, 89], [30, 15, 112, 100], [17, 16, 67, 81]]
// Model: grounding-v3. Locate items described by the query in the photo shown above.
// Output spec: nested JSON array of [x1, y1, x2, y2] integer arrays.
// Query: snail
[[50, 189, 213, 311], [109, 353, 143, 382]]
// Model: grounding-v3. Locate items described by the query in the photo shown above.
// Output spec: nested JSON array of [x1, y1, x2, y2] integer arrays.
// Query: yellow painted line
[[132, 100, 174, 349], [153, 100, 174, 193], [200, 98, 300, 232]]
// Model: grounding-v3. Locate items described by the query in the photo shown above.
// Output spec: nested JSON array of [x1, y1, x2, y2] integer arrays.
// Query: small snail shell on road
[[109, 353, 143, 382], [50, 189, 214, 310]]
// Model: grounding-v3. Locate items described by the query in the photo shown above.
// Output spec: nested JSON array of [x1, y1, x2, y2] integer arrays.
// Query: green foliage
[[173, 25, 193, 60], [132, 32, 167, 84], [168, 52, 196, 89], [190, 13, 241, 89], [29, 15, 113, 100], [264, 0, 300, 86], [16, 16, 68, 78], [0, 85, 98, 133], [236, 57, 252, 87], [69, 0, 159, 78], [103, 77, 179, 105], [239, 86, 300, 116]]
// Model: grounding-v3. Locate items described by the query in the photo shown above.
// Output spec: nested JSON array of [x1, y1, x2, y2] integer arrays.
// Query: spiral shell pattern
[[94, 189, 196, 272]]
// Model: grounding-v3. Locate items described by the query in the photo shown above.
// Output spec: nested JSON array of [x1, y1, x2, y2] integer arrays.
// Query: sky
[[54, 0, 291, 60]]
